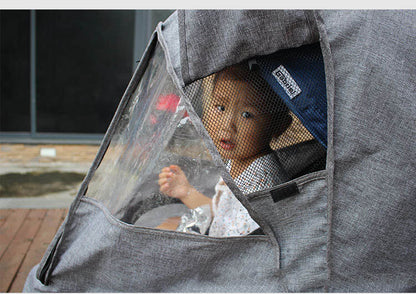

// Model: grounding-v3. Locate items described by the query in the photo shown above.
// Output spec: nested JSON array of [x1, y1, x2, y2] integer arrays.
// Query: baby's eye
[[216, 105, 225, 112], [241, 111, 252, 118]]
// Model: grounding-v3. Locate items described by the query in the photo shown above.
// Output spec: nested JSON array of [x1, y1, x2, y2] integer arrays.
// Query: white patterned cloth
[[208, 179, 259, 237], [208, 153, 288, 237]]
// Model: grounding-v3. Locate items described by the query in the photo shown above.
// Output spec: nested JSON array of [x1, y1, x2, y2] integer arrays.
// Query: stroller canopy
[[24, 10, 416, 292]]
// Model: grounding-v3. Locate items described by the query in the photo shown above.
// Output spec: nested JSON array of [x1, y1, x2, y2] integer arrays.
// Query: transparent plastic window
[[86, 45, 222, 229]]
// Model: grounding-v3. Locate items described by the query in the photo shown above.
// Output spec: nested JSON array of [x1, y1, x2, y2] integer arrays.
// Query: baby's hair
[[212, 62, 292, 137]]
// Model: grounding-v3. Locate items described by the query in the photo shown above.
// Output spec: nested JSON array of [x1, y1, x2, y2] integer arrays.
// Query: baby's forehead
[[213, 78, 268, 109]]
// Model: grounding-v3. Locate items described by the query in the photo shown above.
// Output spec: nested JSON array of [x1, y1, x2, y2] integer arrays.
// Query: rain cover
[[23, 10, 416, 292], [24, 23, 328, 293]]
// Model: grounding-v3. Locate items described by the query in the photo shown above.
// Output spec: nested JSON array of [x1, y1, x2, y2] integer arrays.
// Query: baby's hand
[[158, 165, 192, 200]]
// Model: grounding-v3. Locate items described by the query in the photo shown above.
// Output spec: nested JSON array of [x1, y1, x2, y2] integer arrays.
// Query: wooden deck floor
[[0, 208, 67, 292]]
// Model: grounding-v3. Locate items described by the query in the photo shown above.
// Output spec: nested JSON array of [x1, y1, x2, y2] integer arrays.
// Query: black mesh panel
[[185, 46, 326, 195]]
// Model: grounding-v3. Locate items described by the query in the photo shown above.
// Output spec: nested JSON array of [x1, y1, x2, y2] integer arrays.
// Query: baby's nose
[[222, 111, 237, 132]]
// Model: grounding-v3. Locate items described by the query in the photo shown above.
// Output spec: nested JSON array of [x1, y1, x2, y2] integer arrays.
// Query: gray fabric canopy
[[24, 10, 415, 292]]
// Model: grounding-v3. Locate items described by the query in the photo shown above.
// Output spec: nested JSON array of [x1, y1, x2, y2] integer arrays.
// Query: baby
[[158, 63, 292, 237]]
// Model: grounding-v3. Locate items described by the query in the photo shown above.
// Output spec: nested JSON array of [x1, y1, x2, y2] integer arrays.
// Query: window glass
[[0, 10, 31, 132], [36, 10, 134, 133]]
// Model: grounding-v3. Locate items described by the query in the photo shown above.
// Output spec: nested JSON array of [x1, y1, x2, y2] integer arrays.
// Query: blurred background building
[[0, 10, 174, 145]]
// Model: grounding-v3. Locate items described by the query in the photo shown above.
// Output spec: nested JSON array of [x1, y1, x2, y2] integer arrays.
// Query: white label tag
[[272, 65, 302, 99]]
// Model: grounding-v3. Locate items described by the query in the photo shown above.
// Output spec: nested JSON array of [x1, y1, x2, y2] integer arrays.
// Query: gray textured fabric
[[319, 10, 416, 291], [24, 10, 416, 292], [25, 197, 285, 292], [248, 171, 328, 292], [178, 10, 319, 84], [160, 11, 184, 87]]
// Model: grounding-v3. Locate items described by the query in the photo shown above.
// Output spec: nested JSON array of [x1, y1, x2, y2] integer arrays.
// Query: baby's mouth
[[219, 139, 235, 150]]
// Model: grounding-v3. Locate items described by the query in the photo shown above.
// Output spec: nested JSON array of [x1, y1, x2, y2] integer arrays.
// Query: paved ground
[[0, 144, 96, 291], [0, 208, 67, 292], [0, 144, 99, 209]]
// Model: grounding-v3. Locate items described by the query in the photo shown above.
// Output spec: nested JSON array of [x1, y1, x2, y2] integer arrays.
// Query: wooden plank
[[9, 208, 67, 292], [0, 209, 30, 258], [0, 209, 12, 228], [0, 209, 46, 292]]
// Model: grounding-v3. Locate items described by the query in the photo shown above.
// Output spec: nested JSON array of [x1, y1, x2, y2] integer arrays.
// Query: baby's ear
[[273, 114, 292, 138]]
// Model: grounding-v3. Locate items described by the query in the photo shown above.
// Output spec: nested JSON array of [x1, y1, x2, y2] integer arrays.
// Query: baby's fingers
[[159, 171, 173, 179], [159, 183, 170, 195], [169, 165, 180, 172], [158, 178, 169, 187], [169, 165, 185, 176]]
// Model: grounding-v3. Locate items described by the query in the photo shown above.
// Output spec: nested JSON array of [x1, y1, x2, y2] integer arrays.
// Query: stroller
[[24, 10, 416, 292]]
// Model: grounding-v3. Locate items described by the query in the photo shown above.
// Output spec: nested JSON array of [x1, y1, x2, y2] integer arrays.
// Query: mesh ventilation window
[[185, 43, 327, 195]]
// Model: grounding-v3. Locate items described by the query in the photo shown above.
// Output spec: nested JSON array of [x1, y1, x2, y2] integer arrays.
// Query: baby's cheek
[[207, 128, 219, 142]]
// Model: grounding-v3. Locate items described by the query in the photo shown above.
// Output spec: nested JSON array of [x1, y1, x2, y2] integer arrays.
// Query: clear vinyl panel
[[86, 44, 222, 228], [184, 43, 327, 196]]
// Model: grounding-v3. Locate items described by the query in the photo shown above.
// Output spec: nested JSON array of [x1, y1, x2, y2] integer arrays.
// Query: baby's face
[[204, 78, 274, 162]]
